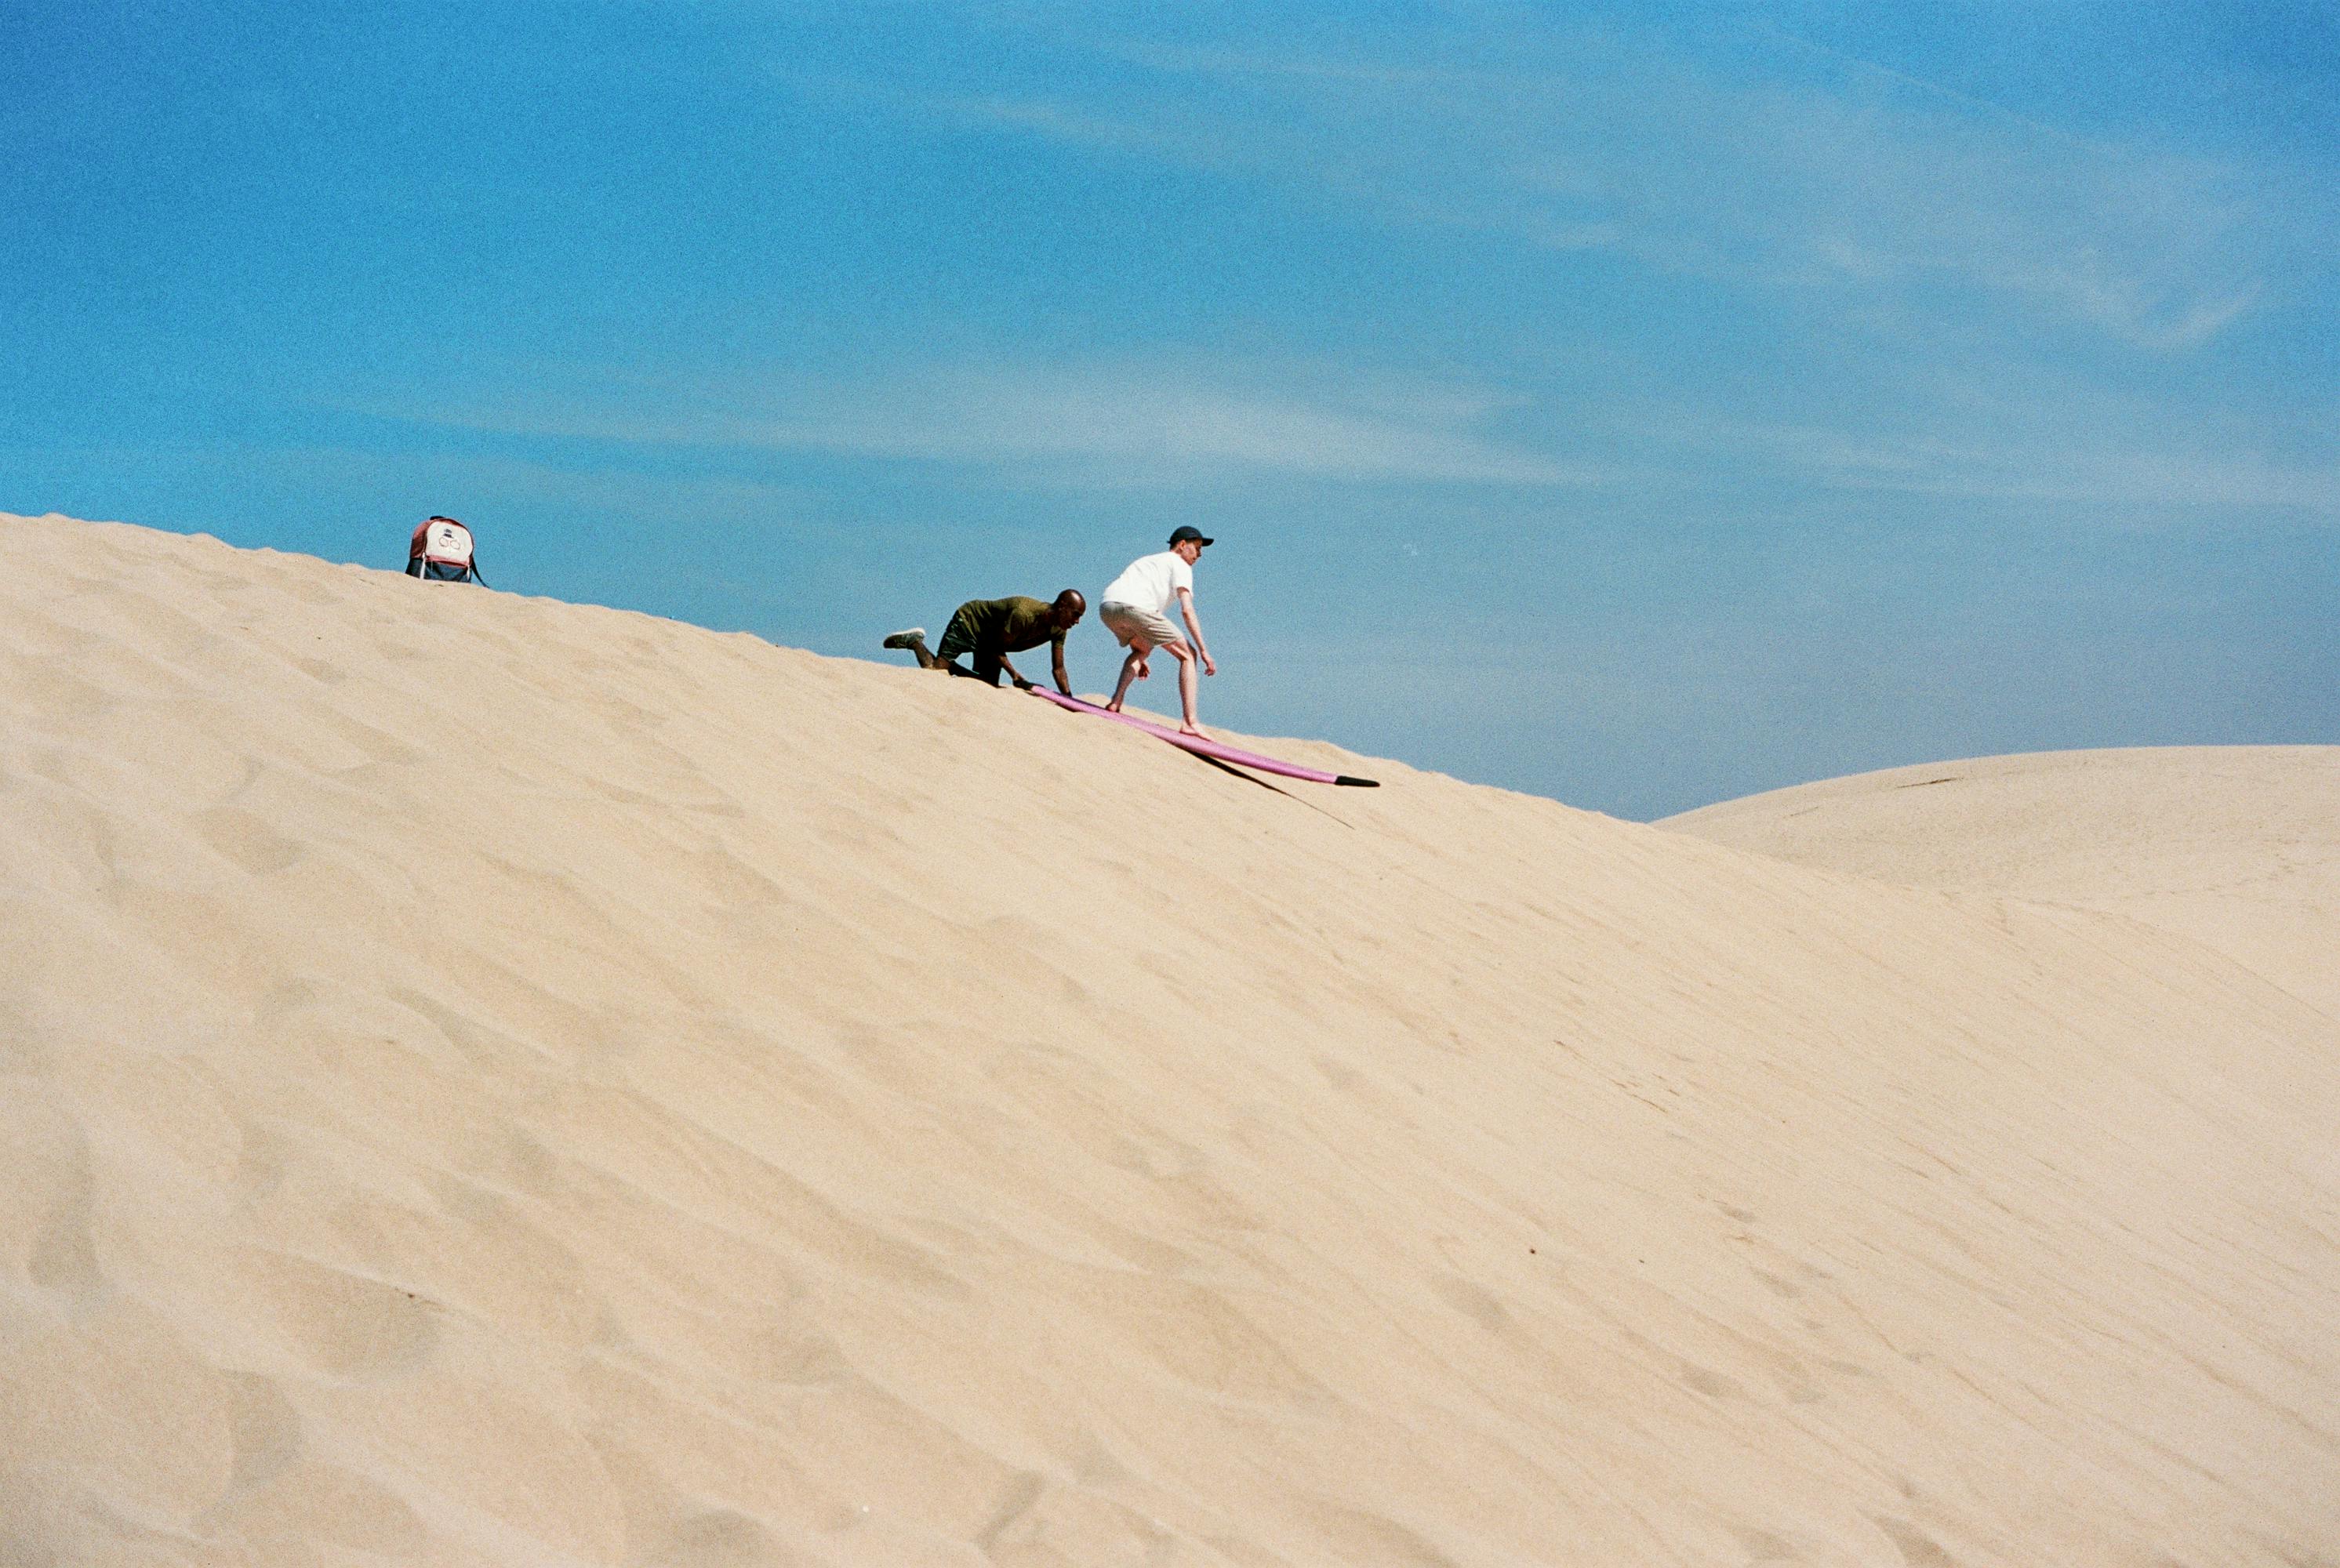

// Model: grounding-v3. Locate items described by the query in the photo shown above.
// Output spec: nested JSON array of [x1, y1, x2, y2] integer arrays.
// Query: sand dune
[[1662, 747, 2340, 1018], [3, 511, 2335, 1567]]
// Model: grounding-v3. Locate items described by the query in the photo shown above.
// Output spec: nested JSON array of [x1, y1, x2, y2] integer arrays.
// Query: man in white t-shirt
[[1098, 526, 1217, 736]]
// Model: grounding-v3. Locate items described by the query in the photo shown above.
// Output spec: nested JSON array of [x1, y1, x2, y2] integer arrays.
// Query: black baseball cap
[[1168, 525, 1215, 546]]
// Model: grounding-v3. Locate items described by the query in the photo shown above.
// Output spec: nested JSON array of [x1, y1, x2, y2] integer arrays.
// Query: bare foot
[[1179, 723, 1210, 739]]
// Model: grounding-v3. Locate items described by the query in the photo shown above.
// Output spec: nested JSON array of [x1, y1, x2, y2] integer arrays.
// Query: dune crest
[[1663, 747, 2340, 1016], [4, 512, 2337, 1566]]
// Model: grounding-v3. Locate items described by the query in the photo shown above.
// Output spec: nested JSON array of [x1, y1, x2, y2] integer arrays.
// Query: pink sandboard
[[1026, 687, 1379, 786]]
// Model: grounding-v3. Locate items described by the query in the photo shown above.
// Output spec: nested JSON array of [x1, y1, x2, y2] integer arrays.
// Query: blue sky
[[5, 1, 2335, 818]]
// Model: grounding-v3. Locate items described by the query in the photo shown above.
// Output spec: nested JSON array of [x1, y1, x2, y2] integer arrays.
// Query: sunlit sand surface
[[5, 512, 2335, 1566], [1665, 746, 2340, 1016]]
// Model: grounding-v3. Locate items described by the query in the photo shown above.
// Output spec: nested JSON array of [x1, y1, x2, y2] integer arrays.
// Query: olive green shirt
[[939, 597, 1064, 660]]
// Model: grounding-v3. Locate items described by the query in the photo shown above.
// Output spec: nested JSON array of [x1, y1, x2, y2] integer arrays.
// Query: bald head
[[1052, 588, 1087, 629]]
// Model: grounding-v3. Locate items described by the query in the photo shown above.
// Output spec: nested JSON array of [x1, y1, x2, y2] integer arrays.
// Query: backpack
[[407, 517, 485, 584]]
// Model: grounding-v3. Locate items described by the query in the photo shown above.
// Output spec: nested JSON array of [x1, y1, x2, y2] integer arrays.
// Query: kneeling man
[[885, 590, 1085, 695]]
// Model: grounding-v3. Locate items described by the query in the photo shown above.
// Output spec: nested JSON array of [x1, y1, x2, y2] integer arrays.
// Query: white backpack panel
[[420, 520, 474, 566]]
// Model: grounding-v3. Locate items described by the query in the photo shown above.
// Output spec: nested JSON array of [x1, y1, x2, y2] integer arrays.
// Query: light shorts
[[1099, 601, 1183, 652]]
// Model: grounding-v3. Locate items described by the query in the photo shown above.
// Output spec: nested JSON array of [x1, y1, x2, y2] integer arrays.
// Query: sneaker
[[881, 628, 927, 650]]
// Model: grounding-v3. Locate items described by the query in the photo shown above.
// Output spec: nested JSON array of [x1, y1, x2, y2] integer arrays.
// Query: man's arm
[[1176, 587, 1215, 676], [1051, 638, 1074, 697], [997, 652, 1034, 690]]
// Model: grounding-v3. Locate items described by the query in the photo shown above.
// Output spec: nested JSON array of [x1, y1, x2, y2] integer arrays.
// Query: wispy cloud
[[50, 437, 824, 523], [379, 347, 2340, 518], [752, 364, 1590, 485], [1651, 412, 2340, 515], [409, 359, 1601, 488], [806, 12, 2308, 350]]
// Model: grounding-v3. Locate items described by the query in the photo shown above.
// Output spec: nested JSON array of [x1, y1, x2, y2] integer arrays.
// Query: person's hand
[[1202, 654, 1218, 677], [1012, 676, 1034, 691]]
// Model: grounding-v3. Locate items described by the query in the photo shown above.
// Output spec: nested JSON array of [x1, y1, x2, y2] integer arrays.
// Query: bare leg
[[1163, 641, 1205, 735], [1107, 648, 1146, 711]]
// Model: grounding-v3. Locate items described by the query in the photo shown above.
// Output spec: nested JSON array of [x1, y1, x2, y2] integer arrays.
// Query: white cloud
[[418, 360, 1599, 489], [1659, 414, 2340, 515], [823, 13, 2309, 351], [760, 364, 1587, 485]]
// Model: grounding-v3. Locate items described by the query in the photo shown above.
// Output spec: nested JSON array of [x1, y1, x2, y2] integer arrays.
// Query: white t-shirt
[[1101, 550, 1194, 617]]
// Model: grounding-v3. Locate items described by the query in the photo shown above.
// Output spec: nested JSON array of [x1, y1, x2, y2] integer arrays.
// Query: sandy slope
[[2, 512, 2335, 1568], [1662, 748, 2340, 1018]]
